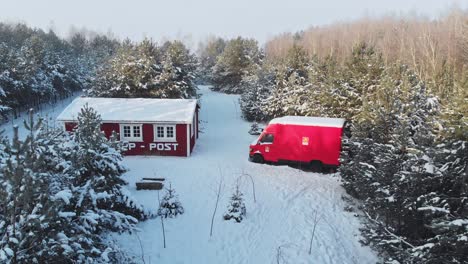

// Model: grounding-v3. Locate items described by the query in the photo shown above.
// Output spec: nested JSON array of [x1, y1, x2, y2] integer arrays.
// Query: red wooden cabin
[[57, 97, 199, 157]]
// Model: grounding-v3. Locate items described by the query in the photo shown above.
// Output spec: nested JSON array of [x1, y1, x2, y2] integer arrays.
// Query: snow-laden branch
[[364, 211, 415, 249]]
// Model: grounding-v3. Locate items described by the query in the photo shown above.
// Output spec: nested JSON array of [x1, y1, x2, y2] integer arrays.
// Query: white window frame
[[120, 124, 143, 142], [154, 124, 176, 142]]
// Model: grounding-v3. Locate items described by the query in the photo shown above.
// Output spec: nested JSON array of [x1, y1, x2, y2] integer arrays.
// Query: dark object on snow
[[142, 177, 165, 181], [223, 185, 246, 223], [248, 122, 262, 135], [158, 184, 184, 218], [136, 181, 164, 190]]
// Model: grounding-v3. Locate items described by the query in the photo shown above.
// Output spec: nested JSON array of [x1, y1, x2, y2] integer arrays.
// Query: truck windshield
[[260, 133, 274, 143]]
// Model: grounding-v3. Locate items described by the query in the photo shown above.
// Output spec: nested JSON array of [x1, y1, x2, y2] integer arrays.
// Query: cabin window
[[154, 124, 176, 142], [133, 126, 141, 138], [120, 124, 143, 142], [260, 133, 274, 144], [156, 126, 164, 138]]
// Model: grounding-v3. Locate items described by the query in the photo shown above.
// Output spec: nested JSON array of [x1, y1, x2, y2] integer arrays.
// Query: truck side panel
[[274, 124, 343, 166]]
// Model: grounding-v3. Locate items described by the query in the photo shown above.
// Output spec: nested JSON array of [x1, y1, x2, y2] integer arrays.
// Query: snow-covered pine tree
[[0, 126, 43, 263], [157, 41, 197, 99], [89, 39, 197, 99], [262, 68, 311, 119], [281, 71, 312, 116], [0, 111, 76, 263], [90, 40, 154, 98], [68, 104, 147, 219], [320, 42, 384, 120], [414, 140, 468, 263], [238, 66, 272, 122], [248, 122, 262, 135], [409, 82, 468, 262], [285, 44, 310, 79], [196, 37, 226, 84], [211, 37, 262, 94], [223, 184, 246, 223], [55, 104, 148, 261], [261, 68, 288, 119], [157, 183, 184, 218]]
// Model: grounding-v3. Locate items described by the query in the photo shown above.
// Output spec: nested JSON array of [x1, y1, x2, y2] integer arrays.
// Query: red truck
[[249, 116, 346, 171]]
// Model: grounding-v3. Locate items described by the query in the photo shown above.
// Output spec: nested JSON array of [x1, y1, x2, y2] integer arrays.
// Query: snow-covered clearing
[[116, 85, 377, 264]]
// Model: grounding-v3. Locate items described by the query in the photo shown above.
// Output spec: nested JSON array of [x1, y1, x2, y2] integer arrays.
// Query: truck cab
[[249, 131, 275, 163]]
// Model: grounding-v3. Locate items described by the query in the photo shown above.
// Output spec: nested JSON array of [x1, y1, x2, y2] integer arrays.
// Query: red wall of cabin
[[64, 122, 189, 156]]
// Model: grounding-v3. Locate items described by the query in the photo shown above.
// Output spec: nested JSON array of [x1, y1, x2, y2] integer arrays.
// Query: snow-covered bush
[[248, 122, 262, 135], [223, 185, 246, 223], [158, 184, 184, 218]]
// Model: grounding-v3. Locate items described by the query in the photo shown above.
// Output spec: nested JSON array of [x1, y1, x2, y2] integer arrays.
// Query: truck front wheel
[[310, 160, 323, 172], [252, 154, 264, 164]]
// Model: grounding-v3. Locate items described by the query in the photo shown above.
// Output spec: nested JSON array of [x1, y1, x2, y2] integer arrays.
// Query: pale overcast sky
[[1, 0, 467, 47]]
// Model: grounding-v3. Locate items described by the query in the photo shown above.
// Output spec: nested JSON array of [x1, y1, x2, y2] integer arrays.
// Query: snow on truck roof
[[57, 97, 198, 124], [269, 116, 346, 128]]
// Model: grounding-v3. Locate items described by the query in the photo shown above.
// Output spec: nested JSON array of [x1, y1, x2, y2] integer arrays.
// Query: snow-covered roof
[[57, 97, 198, 124], [269, 116, 346, 128]]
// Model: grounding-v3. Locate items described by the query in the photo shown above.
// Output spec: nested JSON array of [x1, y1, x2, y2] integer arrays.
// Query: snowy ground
[[116, 85, 378, 264]]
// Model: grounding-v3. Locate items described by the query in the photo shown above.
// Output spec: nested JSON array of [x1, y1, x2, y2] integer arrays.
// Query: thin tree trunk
[[210, 169, 223, 237]]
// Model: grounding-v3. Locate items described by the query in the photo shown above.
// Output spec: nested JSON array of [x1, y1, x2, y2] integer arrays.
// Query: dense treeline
[[87, 38, 198, 99], [0, 107, 148, 263], [198, 10, 467, 263], [0, 23, 118, 120], [266, 9, 468, 102]]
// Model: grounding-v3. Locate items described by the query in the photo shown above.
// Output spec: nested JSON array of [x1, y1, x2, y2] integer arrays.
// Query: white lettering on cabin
[[122, 142, 137, 151], [149, 143, 179, 151]]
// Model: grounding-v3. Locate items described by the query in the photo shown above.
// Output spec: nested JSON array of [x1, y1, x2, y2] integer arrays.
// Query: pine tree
[[223, 185, 246, 223], [67, 104, 147, 220], [248, 122, 262, 135], [157, 184, 184, 218], [238, 67, 272, 122], [89, 39, 197, 99], [285, 44, 309, 78], [211, 37, 262, 94], [55, 105, 148, 261], [197, 37, 226, 84], [323, 42, 385, 120], [262, 68, 311, 119], [157, 41, 197, 98], [0, 111, 74, 263]]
